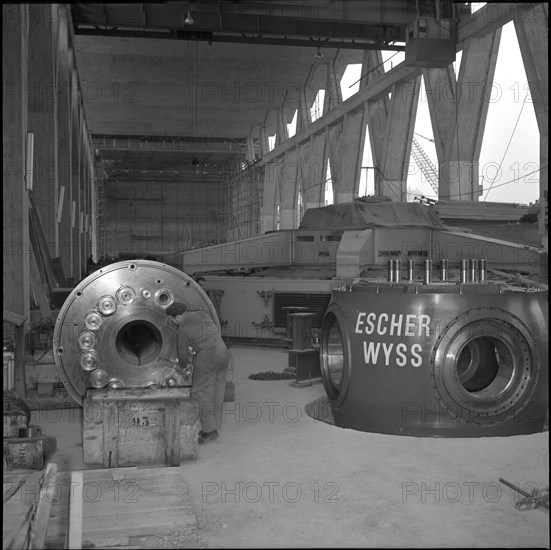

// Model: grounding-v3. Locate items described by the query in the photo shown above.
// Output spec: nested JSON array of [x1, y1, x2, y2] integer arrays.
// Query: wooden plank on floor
[[84, 467, 196, 541], [2, 465, 56, 550], [44, 467, 197, 548], [68, 470, 83, 549], [3, 471, 32, 503], [28, 463, 57, 549]]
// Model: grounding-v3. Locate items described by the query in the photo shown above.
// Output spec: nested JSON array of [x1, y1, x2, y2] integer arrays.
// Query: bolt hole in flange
[[117, 286, 136, 305], [155, 288, 174, 307], [115, 320, 163, 366]]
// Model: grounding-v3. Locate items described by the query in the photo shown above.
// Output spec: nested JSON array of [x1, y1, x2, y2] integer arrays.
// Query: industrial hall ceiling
[[70, 1, 436, 184]]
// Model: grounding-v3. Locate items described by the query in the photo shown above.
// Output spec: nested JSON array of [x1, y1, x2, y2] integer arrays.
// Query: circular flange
[[53, 260, 218, 405], [430, 308, 539, 425]]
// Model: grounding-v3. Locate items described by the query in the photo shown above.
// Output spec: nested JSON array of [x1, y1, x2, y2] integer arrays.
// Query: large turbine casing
[[320, 282, 548, 437], [53, 260, 219, 405]]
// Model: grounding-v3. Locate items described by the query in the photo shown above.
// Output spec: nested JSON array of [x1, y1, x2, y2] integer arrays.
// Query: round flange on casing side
[[53, 260, 218, 405]]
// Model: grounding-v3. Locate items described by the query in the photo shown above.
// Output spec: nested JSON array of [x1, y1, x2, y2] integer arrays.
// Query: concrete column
[[278, 148, 299, 229], [378, 77, 421, 200], [423, 65, 456, 166], [322, 61, 343, 204], [246, 131, 255, 163], [296, 86, 311, 133], [439, 30, 501, 200], [260, 160, 279, 233], [363, 51, 390, 196], [326, 122, 341, 202], [333, 108, 367, 204], [323, 60, 343, 115], [275, 107, 289, 147], [27, 5, 58, 261], [303, 131, 327, 210], [259, 125, 270, 157], [514, 3, 548, 252]]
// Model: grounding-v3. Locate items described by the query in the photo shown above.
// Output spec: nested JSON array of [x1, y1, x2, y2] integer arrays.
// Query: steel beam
[[93, 136, 245, 154], [255, 62, 423, 169], [456, 3, 537, 46], [256, 3, 535, 172], [72, 2, 408, 47], [73, 27, 405, 51]]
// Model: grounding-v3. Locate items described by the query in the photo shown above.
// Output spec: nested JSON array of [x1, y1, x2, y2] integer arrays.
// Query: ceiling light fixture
[[184, 11, 194, 25], [314, 45, 324, 59]]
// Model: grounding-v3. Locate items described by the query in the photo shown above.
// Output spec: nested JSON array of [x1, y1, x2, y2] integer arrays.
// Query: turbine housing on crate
[[320, 280, 548, 437], [53, 260, 219, 406]]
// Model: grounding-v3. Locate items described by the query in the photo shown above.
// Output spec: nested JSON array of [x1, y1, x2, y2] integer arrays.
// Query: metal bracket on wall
[[256, 290, 273, 306], [252, 314, 273, 330]]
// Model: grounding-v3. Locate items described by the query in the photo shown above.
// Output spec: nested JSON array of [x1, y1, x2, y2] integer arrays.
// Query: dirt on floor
[[43, 346, 549, 548]]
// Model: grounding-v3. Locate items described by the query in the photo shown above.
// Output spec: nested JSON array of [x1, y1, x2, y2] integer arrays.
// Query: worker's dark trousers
[[192, 344, 230, 433]]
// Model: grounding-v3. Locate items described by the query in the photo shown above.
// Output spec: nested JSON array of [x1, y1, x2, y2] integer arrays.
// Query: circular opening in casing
[[115, 320, 163, 366], [321, 312, 345, 400], [456, 337, 513, 396]]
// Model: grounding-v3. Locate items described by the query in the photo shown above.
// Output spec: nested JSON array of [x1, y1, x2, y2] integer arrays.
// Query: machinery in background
[[319, 268, 548, 437], [3, 391, 57, 469], [152, 200, 547, 437], [159, 201, 543, 346]]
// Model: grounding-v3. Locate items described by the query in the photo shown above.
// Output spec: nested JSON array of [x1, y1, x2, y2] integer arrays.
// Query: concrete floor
[[42, 346, 549, 548]]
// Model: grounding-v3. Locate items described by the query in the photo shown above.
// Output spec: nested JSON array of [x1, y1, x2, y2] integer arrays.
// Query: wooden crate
[[3, 436, 57, 470], [83, 387, 199, 468]]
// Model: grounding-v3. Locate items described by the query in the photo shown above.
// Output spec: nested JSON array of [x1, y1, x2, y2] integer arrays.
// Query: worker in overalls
[[166, 302, 230, 444]]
